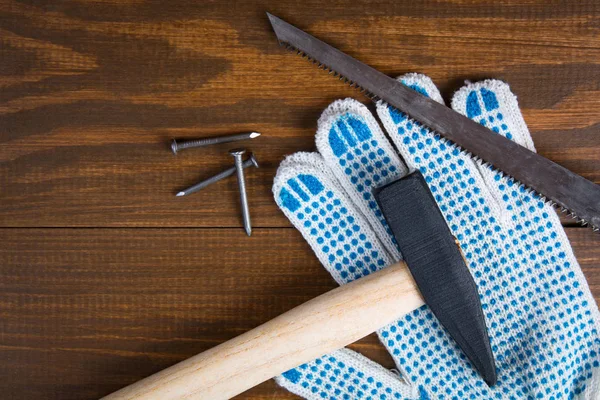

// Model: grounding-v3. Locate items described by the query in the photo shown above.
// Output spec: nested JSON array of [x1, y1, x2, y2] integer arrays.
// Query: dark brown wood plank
[[1, 0, 599, 227], [1, 1, 600, 399], [0, 227, 597, 399]]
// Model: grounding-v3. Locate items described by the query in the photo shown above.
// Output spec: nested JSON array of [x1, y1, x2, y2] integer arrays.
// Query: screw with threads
[[171, 132, 261, 154], [176, 154, 259, 197], [230, 148, 252, 236]]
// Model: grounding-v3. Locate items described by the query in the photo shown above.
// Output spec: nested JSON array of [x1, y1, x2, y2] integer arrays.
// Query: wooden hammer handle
[[102, 261, 423, 400]]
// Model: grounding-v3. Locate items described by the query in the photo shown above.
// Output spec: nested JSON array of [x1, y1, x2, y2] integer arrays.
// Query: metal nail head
[[176, 154, 259, 197], [230, 148, 252, 236], [171, 132, 261, 154]]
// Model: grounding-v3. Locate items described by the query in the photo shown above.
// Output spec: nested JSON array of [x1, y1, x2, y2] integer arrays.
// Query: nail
[[171, 132, 261, 154], [176, 154, 259, 197], [230, 148, 252, 236]]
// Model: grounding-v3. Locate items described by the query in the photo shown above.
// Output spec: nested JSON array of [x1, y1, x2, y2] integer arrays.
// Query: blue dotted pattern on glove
[[318, 105, 406, 259], [333, 127, 397, 239], [273, 77, 600, 399], [276, 158, 394, 283], [465, 88, 513, 140], [282, 355, 409, 400]]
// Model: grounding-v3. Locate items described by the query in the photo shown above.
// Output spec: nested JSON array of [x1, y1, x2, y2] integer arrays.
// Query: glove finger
[[376, 73, 506, 245], [273, 152, 394, 284], [273, 154, 419, 395], [451, 79, 535, 152], [315, 99, 407, 261], [451, 80, 551, 221], [276, 348, 418, 400]]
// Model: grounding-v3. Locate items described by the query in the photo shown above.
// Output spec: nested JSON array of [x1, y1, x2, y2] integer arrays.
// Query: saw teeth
[[280, 38, 391, 103]]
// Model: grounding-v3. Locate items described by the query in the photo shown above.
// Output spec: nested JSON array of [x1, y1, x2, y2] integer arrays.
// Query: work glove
[[272, 74, 600, 399]]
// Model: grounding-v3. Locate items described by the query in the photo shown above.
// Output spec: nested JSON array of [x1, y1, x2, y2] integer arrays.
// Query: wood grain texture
[[1, 0, 600, 227], [1, 0, 600, 399]]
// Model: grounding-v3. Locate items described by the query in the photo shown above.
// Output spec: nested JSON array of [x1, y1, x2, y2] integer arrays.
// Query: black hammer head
[[375, 171, 497, 386]]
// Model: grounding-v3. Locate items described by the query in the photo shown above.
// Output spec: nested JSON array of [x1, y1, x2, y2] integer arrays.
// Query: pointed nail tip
[[176, 192, 185, 197], [250, 132, 261, 138], [245, 227, 252, 236]]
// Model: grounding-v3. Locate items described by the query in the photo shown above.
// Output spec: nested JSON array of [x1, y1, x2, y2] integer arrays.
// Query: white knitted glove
[[272, 74, 600, 399]]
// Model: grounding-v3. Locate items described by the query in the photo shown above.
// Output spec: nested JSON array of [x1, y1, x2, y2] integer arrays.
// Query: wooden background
[[1, 0, 600, 398]]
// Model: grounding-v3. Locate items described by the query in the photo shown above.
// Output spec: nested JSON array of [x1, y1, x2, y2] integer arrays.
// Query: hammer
[[103, 172, 494, 399]]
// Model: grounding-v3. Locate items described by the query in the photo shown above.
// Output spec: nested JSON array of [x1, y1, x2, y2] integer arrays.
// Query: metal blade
[[267, 12, 600, 231]]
